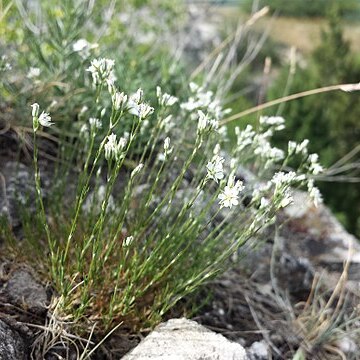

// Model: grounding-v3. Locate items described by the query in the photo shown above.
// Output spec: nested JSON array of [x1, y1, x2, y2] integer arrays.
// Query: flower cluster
[[27, 67, 40, 79], [112, 91, 128, 111], [235, 124, 284, 168], [235, 125, 256, 152], [181, 82, 231, 121], [218, 175, 244, 209], [89, 117, 102, 130], [308, 153, 323, 175], [253, 132, 285, 166], [156, 86, 178, 107], [87, 58, 116, 86], [127, 88, 154, 120], [104, 133, 127, 161], [308, 179, 322, 207], [197, 110, 218, 135], [259, 115, 285, 131], [288, 139, 309, 156], [206, 155, 224, 183]]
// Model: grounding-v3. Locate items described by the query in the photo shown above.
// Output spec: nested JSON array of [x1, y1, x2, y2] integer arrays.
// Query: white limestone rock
[[122, 318, 247, 360]]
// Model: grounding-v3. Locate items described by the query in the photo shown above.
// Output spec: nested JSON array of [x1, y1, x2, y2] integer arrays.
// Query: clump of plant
[[5, 50, 324, 342]]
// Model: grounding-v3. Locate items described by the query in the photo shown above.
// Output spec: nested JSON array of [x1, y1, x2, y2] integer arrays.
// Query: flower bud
[[31, 103, 40, 118]]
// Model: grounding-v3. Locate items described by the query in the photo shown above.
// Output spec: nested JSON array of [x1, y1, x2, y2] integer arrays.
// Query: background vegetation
[[227, 2, 360, 237], [242, 0, 360, 18]]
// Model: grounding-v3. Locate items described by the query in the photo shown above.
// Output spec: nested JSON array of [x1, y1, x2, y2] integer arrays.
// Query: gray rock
[[283, 190, 360, 293], [0, 161, 35, 229], [122, 318, 247, 360], [246, 340, 268, 360], [4, 268, 48, 314], [0, 319, 27, 360]]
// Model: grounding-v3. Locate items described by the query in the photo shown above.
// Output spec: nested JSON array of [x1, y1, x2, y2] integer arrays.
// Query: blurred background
[[187, 0, 360, 237]]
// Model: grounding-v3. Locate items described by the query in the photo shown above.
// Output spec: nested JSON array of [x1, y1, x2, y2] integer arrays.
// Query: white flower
[[157, 153, 166, 162], [181, 82, 228, 121], [189, 82, 200, 92], [129, 103, 154, 119], [161, 93, 178, 107], [156, 86, 162, 99], [87, 58, 116, 86], [38, 111, 54, 127], [118, 137, 127, 151], [72, 39, 98, 58], [259, 197, 270, 209], [163, 137, 173, 157], [218, 126, 228, 140], [308, 180, 322, 207], [197, 110, 208, 133], [131, 163, 144, 179], [236, 125, 255, 151], [161, 115, 174, 133], [206, 155, 224, 183], [311, 163, 323, 175], [112, 91, 127, 111], [213, 143, 221, 155], [89, 117, 102, 129], [123, 236, 134, 247], [80, 106, 88, 115], [31, 103, 40, 117], [288, 141, 297, 154], [129, 88, 143, 105], [197, 110, 218, 134], [230, 158, 237, 170], [280, 190, 293, 208], [27, 67, 40, 79], [80, 124, 89, 138], [73, 39, 89, 52], [104, 133, 118, 160], [271, 171, 298, 187], [296, 139, 309, 154], [138, 103, 154, 119], [269, 147, 285, 161], [218, 176, 244, 209], [259, 116, 285, 131], [308, 153, 323, 175]]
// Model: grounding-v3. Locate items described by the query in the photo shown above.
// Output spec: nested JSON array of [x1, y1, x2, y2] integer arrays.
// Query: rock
[[3, 268, 49, 314], [336, 336, 358, 356], [283, 190, 360, 294], [0, 162, 35, 229], [246, 340, 268, 360], [122, 318, 247, 360], [181, 5, 222, 65], [0, 319, 28, 360]]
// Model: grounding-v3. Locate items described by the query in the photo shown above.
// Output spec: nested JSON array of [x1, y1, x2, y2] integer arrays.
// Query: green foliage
[[241, 0, 360, 18], [268, 7, 360, 236]]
